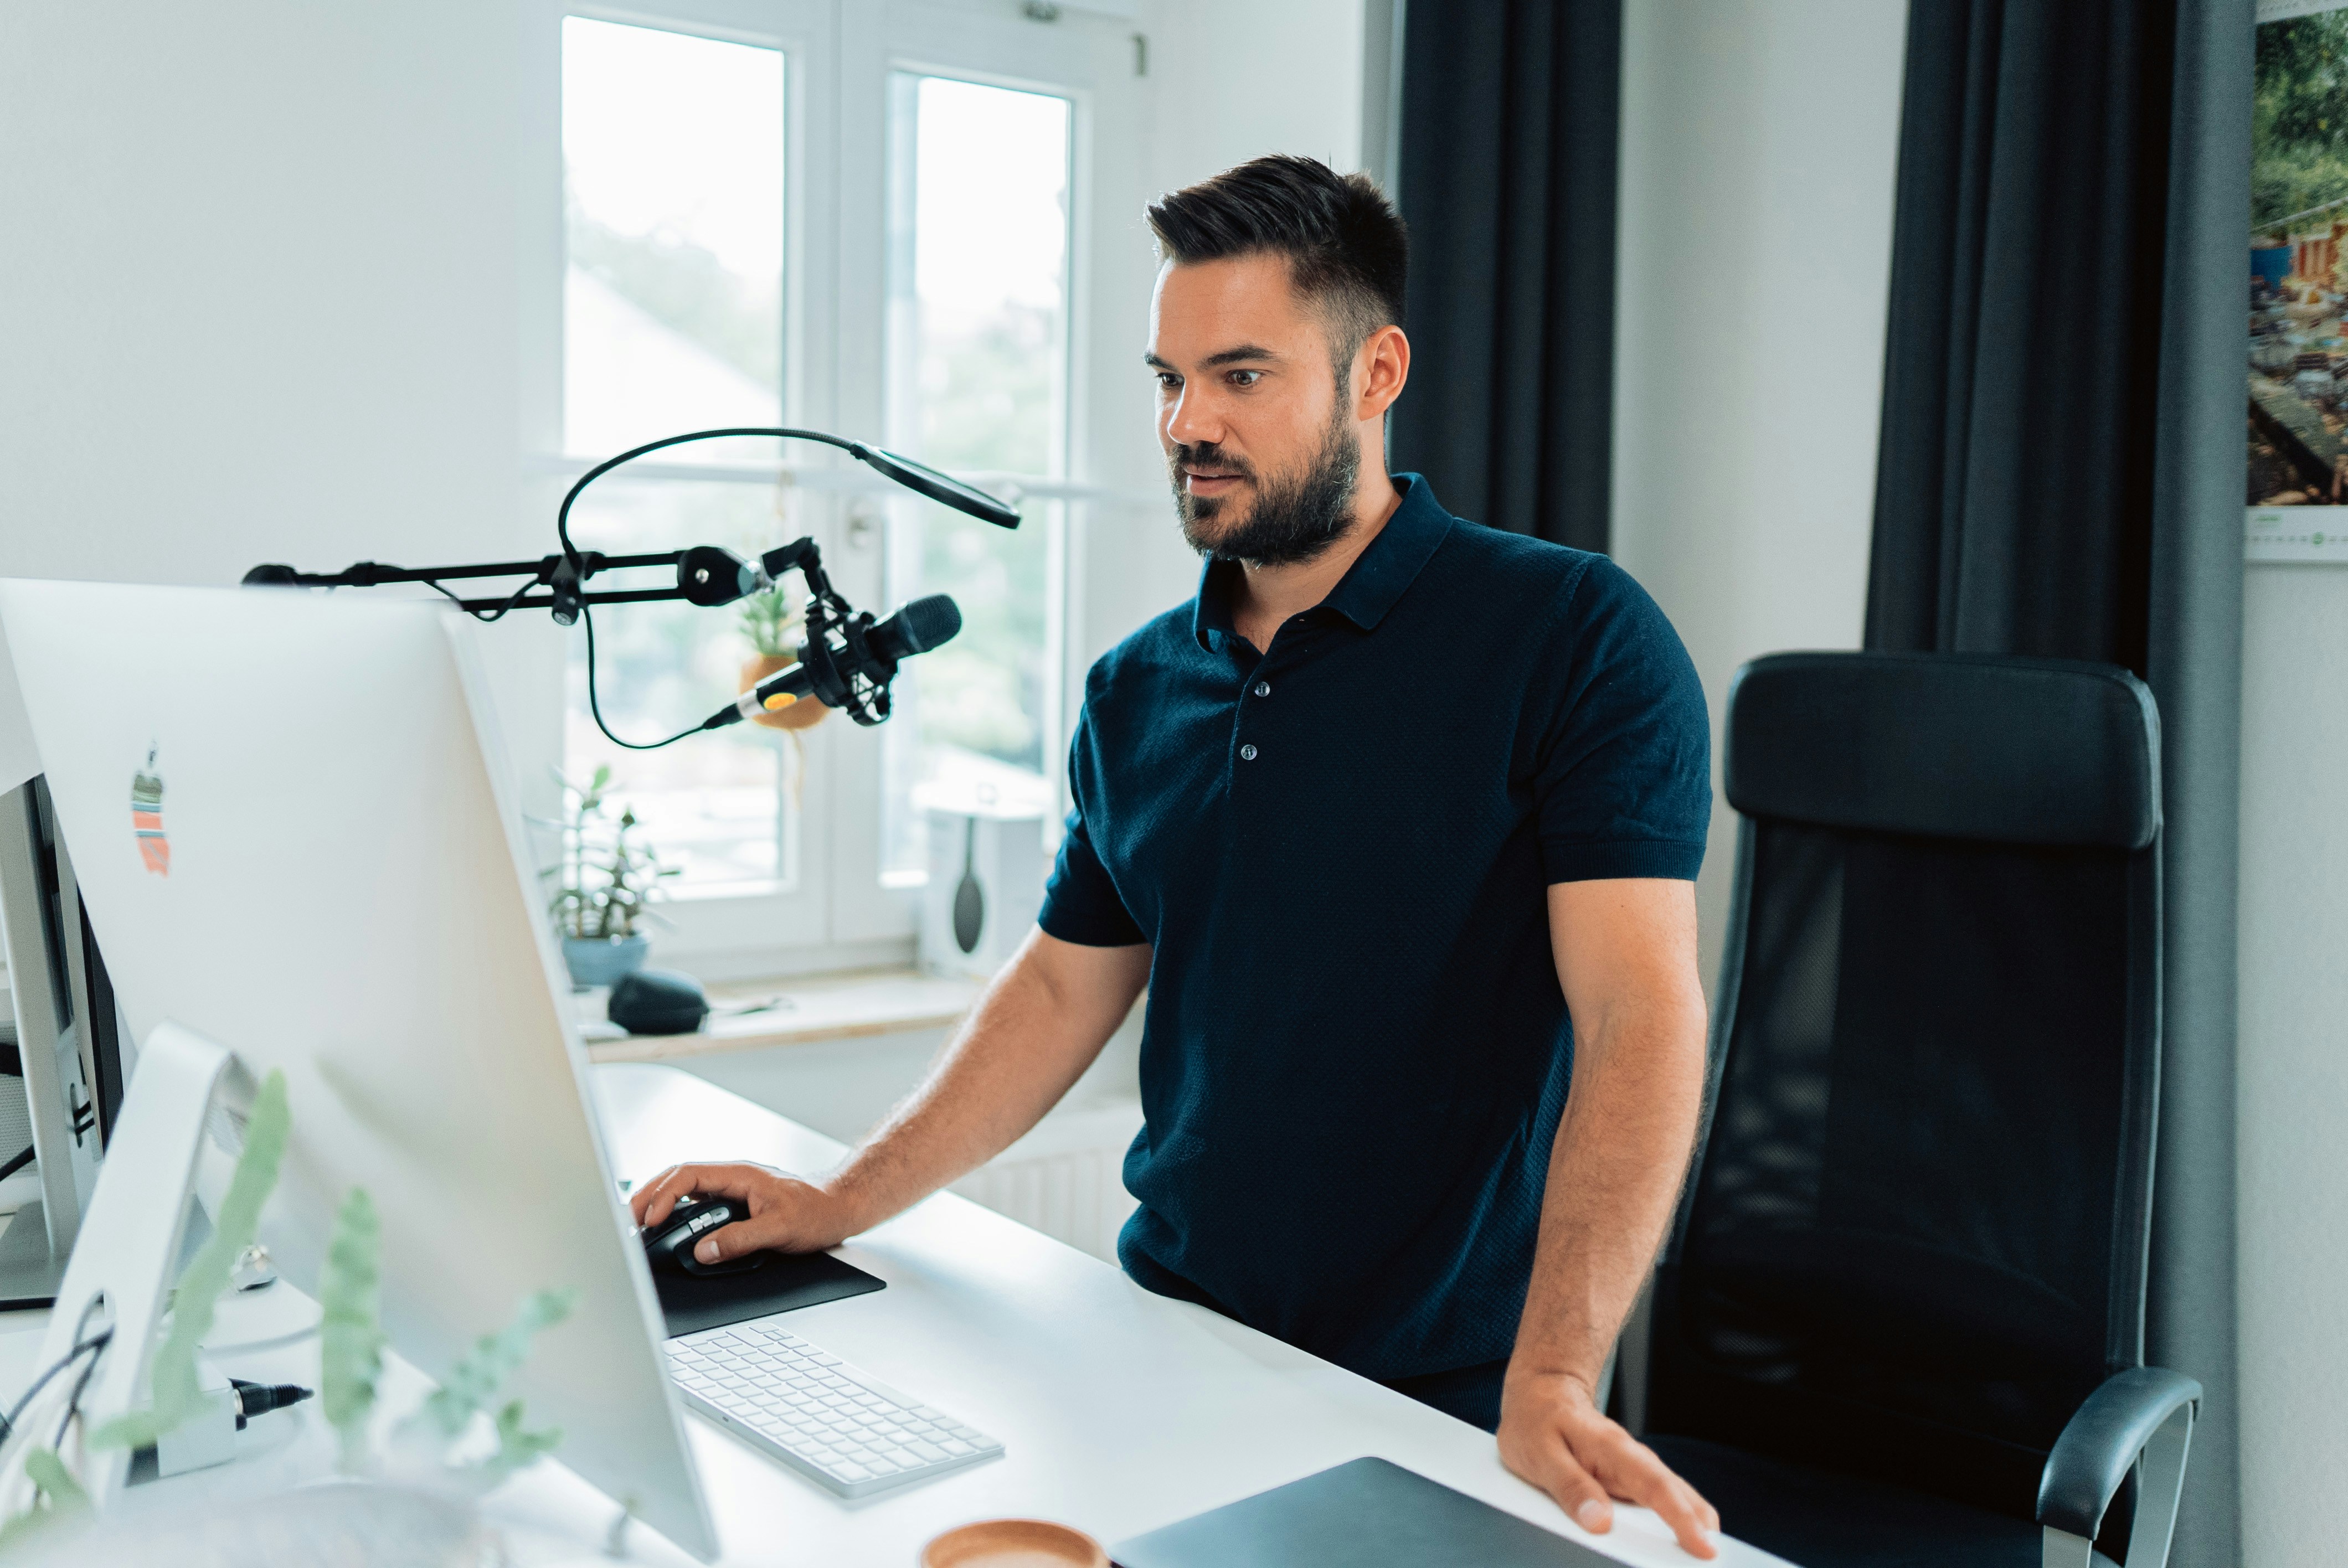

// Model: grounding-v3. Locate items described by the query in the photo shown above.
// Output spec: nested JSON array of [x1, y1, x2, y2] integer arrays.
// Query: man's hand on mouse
[[1498, 1368, 1719, 1559], [630, 1163, 859, 1266]]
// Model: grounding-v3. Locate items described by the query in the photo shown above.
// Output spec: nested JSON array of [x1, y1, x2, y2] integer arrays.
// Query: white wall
[[0, 2, 533, 580], [0, 0, 567, 786], [2236, 566, 2348, 1565], [1610, 0, 1909, 982], [1072, 0, 1369, 673]]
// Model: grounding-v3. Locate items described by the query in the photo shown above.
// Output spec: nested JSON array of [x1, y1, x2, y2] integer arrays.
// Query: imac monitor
[[0, 579, 718, 1560]]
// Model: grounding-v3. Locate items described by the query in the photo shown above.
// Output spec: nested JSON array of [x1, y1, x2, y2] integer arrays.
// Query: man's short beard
[[1172, 409, 1361, 568]]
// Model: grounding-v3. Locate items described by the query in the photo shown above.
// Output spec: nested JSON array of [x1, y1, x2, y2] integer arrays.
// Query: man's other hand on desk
[[1499, 1369, 1719, 1558], [630, 1163, 855, 1265]]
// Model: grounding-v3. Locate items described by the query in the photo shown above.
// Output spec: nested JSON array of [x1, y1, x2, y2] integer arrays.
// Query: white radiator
[[951, 1101, 1141, 1263]]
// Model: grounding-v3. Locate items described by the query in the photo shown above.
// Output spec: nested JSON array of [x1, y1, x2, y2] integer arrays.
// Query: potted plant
[[543, 766, 676, 989], [737, 587, 826, 730]]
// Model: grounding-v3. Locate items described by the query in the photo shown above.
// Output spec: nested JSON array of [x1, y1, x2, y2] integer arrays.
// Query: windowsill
[[657, 878, 793, 904], [575, 966, 981, 1064]]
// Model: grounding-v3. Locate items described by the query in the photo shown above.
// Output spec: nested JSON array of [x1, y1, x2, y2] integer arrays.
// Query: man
[[632, 156, 1721, 1556]]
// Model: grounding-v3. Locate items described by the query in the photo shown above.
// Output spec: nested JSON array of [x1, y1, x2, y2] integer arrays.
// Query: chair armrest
[[2037, 1366, 2202, 1539]]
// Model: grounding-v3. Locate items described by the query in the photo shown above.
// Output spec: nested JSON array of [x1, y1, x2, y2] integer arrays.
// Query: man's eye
[[1228, 370, 1262, 388], [1156, 373, 1181, 390]]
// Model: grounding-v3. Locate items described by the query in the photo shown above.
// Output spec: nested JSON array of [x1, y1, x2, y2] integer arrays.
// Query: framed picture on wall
[[2249, 0, 2348, 561]]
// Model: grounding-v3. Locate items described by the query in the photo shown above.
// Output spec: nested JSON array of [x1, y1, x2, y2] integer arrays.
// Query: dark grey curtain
[[1391, 0, 1619, 550], [1866, 2, 2249, 1562]]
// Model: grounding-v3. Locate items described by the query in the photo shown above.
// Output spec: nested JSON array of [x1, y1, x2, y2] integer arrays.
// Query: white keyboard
[[665, 1320, 1005, 1498]]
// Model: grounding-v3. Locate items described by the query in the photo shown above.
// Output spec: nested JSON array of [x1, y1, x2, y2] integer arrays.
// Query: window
[[561, 18, 795, 894], [879, 74, 1073, 881], [543, 4, 1131, 968]]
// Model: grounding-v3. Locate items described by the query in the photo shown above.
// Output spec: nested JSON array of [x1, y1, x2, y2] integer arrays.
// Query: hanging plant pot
[[563, 931, 648, 989], [739, 653, 827, 731]]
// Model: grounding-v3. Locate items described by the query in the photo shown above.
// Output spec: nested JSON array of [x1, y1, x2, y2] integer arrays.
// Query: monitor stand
[[0, 778, 114, 1303], [3, 1022, 234, 1509], [0, 1202, 70, 1310]]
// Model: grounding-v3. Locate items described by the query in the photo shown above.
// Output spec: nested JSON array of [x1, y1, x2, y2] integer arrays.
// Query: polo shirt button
[[1253, 681, 1271, 697], [1239, 744, 1258, 761]]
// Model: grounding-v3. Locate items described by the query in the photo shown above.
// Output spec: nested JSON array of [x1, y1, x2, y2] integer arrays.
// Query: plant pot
[[739, 653, 827, 731], [563, 932, 648, 989]]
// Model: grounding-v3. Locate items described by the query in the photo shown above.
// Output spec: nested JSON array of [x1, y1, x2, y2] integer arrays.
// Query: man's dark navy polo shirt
[[1037, 474, 1710, 1383]]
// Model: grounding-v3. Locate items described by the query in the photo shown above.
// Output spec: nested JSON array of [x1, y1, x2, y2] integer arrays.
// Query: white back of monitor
[[0, 580, 714, 1560]]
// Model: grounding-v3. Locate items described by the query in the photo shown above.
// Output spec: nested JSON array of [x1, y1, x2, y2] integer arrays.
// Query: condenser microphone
[[702, 594, 962, 730], [869, 592, 964, 661]]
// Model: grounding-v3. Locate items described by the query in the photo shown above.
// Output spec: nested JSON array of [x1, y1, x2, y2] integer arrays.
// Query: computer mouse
[[641, 1194, 768, 1277]]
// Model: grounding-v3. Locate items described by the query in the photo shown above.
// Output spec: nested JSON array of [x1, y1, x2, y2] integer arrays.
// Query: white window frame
[[526, 0, 1139, 978]]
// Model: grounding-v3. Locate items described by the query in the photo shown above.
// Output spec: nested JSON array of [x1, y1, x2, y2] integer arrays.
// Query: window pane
[[563, 18, 784, 458], [562, 22, 790, 901], [881, 74, 1071, 880], [561, 471, 804, 893]]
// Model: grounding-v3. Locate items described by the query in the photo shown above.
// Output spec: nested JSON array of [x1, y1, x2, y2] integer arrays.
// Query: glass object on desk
[[880, 73, 1071, 884]]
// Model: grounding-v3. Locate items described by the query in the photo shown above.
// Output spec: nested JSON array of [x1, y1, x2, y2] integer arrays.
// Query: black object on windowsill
[[609, 968, 710, 1036]]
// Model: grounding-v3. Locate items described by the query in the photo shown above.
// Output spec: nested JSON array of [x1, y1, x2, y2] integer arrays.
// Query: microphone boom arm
[[249, 538, 833, 621], [244, 426, 1014, 746]]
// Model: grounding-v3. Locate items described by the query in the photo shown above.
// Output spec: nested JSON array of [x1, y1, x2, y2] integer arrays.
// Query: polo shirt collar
[[1190, 473, 1453, 651]]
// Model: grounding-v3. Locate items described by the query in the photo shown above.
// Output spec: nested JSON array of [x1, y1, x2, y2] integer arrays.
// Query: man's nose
[[1164, 385, 1223, 449]]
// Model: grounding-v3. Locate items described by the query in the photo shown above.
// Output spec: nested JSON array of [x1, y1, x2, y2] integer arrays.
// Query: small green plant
[[737, 587, 804, 659], [0, 1447, 89, 1550], [320, 1187, 386, 1473], [0, 1076, 573, 1543], [540, 767, 678, 941], [401, 1288, 576, 1486], [317, 1188, 574, 1489]]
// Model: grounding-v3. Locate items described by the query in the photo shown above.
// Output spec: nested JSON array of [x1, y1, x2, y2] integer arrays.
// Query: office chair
[[1641, 653, 2198, 1568]]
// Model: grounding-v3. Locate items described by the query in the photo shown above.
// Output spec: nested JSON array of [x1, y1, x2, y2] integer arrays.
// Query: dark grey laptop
[[1111, 1457, 1623, 1567]]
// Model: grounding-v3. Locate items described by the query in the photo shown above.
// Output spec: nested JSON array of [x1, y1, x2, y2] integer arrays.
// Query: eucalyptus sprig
[[320, 1188, 575, 1492]]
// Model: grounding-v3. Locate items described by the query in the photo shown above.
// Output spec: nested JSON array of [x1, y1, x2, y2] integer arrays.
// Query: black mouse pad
[[655, 1250, 886, 1339], [1111, 1457, 1615, 1567]]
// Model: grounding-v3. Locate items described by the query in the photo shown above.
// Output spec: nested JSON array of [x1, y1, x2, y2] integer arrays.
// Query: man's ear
[[1356, 325, 1410, 421]]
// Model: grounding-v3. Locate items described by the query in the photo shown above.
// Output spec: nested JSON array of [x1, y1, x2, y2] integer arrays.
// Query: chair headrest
[[1724, 652, 2160, 850]]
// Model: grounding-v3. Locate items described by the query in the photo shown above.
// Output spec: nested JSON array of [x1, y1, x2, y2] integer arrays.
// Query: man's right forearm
[[824, 928, 1151, 1233]]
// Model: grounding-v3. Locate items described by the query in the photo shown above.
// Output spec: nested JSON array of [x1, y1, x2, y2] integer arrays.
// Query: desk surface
[[589, 1064, 1774, 1567], [1, 1064, 1782, 1567]]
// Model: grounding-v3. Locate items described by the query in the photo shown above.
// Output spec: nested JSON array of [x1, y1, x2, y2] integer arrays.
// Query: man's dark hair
[[1145, 154, 1407, 372]]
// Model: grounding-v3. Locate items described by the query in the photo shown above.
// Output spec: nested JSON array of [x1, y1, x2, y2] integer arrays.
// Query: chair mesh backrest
[[1646, 653, 2161, 1523]]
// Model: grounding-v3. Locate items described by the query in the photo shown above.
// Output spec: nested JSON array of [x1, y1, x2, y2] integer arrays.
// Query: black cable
[[0, 1329, 110, 1447], [229, 1380, 312, 1428], [552, 426, 857, 567], [462, 575, 543, 624], [0, 1145, 32, 1184], [53, 1333, 105, 1448], [555, 427, 858, 753], [578, 602, 707, 751]]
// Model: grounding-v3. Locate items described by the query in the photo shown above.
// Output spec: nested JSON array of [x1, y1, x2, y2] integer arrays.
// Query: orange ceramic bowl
[[918, 1518, 1110, 1568]]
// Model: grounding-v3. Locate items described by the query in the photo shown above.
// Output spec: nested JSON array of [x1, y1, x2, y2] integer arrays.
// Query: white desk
[[1, 1065, 1785, 1566]]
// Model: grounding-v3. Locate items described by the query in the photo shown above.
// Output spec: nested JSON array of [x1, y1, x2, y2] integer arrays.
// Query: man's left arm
[[1497, 876, 1720, 1559]]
